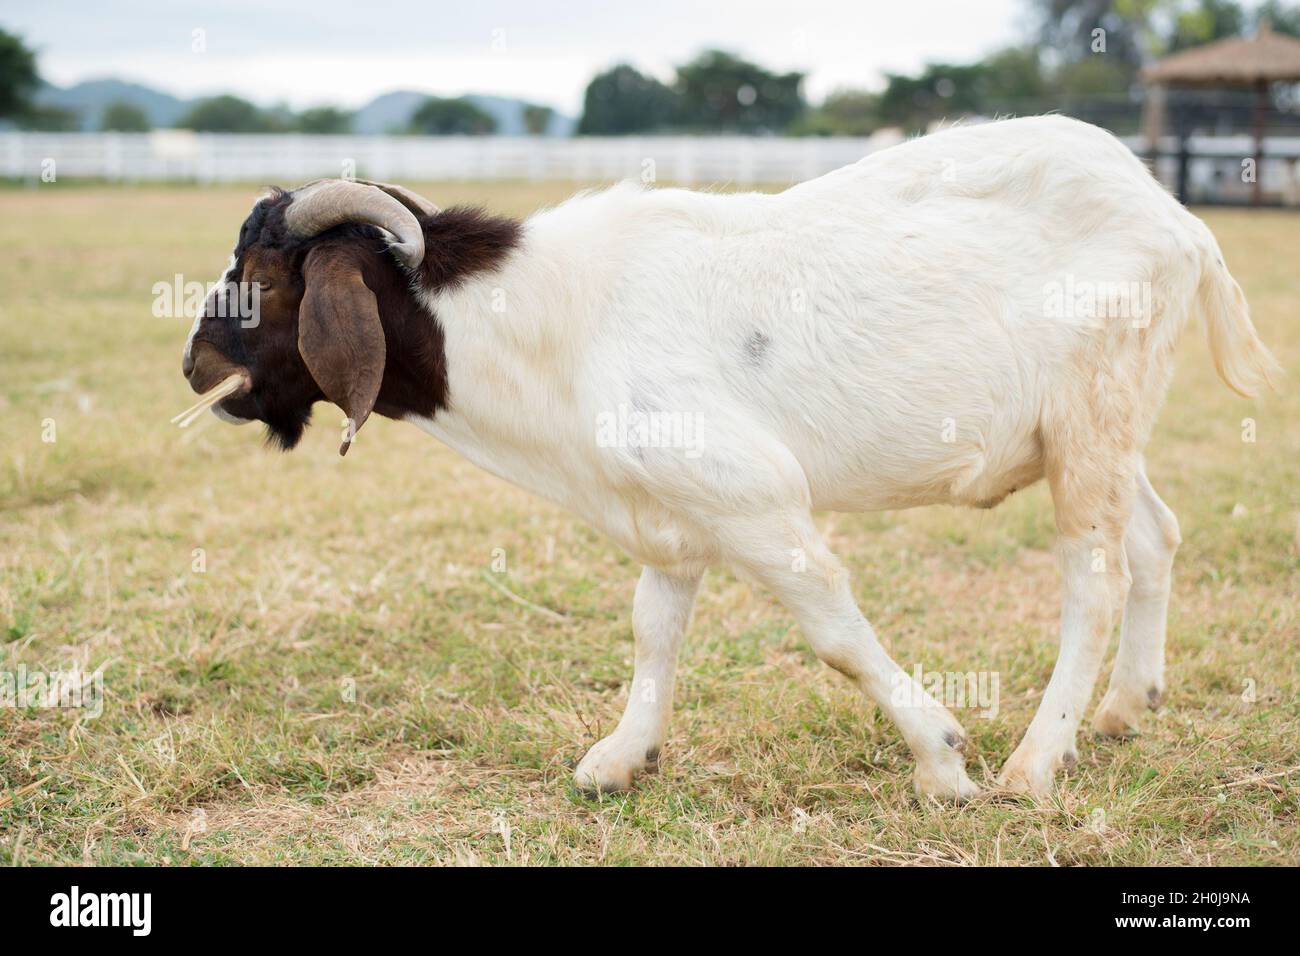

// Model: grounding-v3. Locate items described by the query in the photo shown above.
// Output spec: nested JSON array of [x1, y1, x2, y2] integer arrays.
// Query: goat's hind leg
[[999, 441, 1136, 796], [717, 507, 979, 801], [1093, 464, 1180, 736], [628, 415, 975, 800]]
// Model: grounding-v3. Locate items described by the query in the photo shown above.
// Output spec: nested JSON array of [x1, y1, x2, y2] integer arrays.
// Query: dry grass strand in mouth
[[171, 372, 244, 428]]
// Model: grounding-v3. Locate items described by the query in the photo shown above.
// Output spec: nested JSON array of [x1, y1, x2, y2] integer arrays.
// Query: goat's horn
[[284, 179, 425, 269], [355, 180, 439, 218]]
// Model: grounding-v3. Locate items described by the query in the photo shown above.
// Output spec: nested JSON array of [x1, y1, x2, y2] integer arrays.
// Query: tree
[[1254, 0, 1300, 36], [1166, 0, 1246, 52], [261, 102, 296, 132], [101, 100, 150, 132], [789, 90, 881, 136], [979, 47, 1049, 105], [1031, 0, 1161, 81], [0, 28, 39, 122], [577, 64, 678, 134], [674, 49, 805, 133], [296, 106, 352, 134], [22, 105, 79, 131], [408, 97, 496, 135], [1053, 54, 1133, 94], [177, 95, 273, 132], [522, 103, 552, 136], [879, 62, 990, 131]]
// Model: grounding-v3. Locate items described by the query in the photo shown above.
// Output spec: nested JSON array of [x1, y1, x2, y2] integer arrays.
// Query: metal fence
[[1123, 133, 1300, 205], [3, 130, 1298, 204]]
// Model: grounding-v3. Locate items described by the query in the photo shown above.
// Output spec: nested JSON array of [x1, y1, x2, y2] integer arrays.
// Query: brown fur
[[183, 191, 521, 451]]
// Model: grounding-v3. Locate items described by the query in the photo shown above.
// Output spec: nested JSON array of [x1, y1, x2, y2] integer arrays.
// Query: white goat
[[182, 115, 1277, 799]]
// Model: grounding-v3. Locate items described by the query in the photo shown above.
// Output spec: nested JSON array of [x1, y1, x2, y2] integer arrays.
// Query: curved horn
[[283, 180, 425, 269], [356, 180, 439, 218]]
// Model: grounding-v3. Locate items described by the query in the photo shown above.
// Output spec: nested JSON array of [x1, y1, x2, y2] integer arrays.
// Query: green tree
[[790, 90, 881, 136], [577, 64, 678, 134], [1166, 0, 1246, 51], [1054, 55, 1133, 94], [101, 100, 150, 132], [0, 28, 39, 122], [879, 63, 990, 131], [177, 95, 273, 132], [22, 105, 79, 131], [1254, 0, 1300, 36], [674, 49, 805, 133], [522, 103, 552, 136], [1031, 0, 1162, 81], [261, 102, 296, 132], [296, 106, 352, 134], [980, 47, 1049, 104], [409, 97, 496, 135]]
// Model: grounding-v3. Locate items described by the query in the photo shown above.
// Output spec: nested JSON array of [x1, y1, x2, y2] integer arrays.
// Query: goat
[[181, 116, 1277, 799]]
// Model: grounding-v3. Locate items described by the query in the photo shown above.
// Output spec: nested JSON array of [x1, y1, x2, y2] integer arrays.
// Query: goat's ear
[[298, 245, 385, 456]]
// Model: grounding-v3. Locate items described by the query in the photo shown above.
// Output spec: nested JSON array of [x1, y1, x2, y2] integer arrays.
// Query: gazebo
[[1142, 21, 1300, 205]]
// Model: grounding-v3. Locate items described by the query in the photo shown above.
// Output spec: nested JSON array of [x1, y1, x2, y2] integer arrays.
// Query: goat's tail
[[1194, 232, 1280, 398]]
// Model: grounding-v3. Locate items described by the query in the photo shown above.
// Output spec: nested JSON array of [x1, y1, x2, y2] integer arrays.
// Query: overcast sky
[[5, 0, 1030, 114]]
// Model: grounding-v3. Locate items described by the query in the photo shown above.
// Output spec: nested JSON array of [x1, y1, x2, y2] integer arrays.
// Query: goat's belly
[[592, 492, 718, 572], [791, 415, 1046, 514]]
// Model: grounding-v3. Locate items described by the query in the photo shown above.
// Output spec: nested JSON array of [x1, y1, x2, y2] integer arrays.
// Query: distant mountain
[[35, 78, 193, 131], [353, 90, 575, 136], [350, 91, 428, 135], [29, 79, 575, 136]]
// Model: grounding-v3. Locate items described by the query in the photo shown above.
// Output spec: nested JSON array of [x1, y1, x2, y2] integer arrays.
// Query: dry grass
[[0, 182, 1296, 866]]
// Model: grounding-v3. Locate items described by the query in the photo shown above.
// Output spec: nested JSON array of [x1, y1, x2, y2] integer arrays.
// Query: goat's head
[[180, 179, 440, 454]]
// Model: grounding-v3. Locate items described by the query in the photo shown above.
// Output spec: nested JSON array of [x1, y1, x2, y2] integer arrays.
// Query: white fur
[[385, 115, 1268, 797]]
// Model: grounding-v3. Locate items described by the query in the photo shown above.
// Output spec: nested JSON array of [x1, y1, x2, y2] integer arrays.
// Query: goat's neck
[[409, 210, 606, 504]]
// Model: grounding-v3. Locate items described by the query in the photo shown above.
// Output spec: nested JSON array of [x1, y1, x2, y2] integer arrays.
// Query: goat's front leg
[[999, 457, 1135, 796], [574, 566, 701, 795]]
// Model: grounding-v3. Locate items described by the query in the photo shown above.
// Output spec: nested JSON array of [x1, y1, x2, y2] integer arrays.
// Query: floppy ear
[[298, 245, 385, 456]]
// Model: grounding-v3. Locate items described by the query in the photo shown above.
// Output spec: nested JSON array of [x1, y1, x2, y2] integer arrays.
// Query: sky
[[3, 0, 1029, 114]]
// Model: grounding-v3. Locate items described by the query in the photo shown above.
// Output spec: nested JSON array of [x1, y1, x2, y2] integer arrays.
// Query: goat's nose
[[182, 352, 195, 379]]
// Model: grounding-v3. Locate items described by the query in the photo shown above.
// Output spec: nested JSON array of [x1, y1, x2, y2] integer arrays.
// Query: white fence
[[3, 130, 1297, 201], [0, 131, 889, 186]]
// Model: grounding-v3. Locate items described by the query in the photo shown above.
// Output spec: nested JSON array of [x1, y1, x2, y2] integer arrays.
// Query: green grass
[[0, 184, 1296, 865]]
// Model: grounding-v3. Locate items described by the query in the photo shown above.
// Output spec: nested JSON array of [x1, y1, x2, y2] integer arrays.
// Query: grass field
[[0, 182, 1297, 866]]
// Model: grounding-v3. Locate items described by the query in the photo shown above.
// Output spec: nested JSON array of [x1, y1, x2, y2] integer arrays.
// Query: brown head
[[181, 179, 519, 454]]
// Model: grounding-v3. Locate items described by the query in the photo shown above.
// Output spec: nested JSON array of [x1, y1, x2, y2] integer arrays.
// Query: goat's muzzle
[[184, 340, 251, 399]]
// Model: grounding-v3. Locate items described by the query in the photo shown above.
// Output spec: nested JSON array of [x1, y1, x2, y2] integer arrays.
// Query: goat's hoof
[[1092, 689, 1148, 738], [997, 747, 1062, 798], [574, 735, 654, 797], [912, 761, 981, 803]]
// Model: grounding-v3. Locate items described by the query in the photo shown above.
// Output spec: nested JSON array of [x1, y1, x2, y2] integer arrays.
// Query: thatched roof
[[1143, 22, 1300, 86]]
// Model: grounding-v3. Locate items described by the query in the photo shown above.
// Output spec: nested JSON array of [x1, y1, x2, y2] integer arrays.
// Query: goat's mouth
[[183, 335, 249, 396], [200, 382, 265, 429], [180, 346, 255, 426], [180, 343, 320, 450], [211, 400, 255, 426]]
